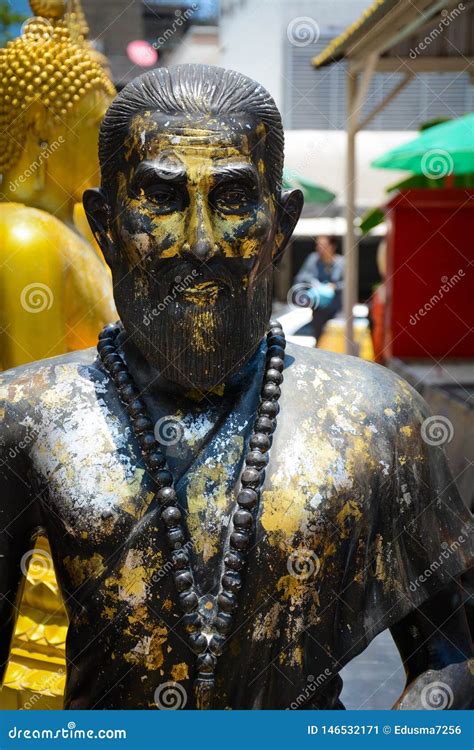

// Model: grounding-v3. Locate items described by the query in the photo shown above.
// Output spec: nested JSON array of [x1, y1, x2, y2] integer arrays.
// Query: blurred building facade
[[79, 0, 474, 123], [81, 0, 219, 86]]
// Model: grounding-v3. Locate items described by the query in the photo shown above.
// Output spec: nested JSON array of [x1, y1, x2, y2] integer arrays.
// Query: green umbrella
[[372, 113, 474, 176], [283, 168, 336, 203]]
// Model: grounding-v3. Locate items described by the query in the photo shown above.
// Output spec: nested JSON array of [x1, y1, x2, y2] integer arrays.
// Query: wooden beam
[[345, 0, 440, 60], [366, 56, 474, 72], [344, 69, 358, 356], [357, 72, 414, 130], [352, 52, 379, 124], [346, 0, 452, 64]]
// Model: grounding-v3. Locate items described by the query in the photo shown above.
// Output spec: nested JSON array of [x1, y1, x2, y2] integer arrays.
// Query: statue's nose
[[190, 239, 214, 261], [185, 194, 217, 261]]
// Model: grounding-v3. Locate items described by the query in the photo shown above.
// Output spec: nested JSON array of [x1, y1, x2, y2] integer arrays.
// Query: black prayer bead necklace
[[97, 320, 286, 709]]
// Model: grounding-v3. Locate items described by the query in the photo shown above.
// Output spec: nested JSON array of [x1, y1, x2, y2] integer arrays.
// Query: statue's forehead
[[124, 110, 268, 162]]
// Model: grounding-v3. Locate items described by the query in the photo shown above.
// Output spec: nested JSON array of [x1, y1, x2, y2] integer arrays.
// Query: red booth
[[384, 188, 474, 359]]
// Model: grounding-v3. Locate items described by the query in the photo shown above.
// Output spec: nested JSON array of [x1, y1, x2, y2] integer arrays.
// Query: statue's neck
[[118, 331, 261, 408]]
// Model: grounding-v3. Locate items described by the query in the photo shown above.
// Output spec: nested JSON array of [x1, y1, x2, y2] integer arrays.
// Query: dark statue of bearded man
[[0, 65, 472, 710]]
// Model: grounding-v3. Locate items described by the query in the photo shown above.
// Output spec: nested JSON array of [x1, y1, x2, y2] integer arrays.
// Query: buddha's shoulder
[[0, 203, 92, 258], [0, 349, 106, 415], [284, 341, 427, 425]]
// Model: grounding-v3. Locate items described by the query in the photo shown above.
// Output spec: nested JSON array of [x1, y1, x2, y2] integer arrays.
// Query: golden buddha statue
[[0, 0, 116, 708], [0, 0, 117, 369]]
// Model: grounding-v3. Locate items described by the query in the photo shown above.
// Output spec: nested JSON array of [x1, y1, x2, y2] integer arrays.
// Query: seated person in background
[[294, 235, 344, 345], [369, 239, 387, 364]]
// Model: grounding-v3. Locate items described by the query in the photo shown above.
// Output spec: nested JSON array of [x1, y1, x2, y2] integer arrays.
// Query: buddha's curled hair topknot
[[99, 65, 284, 196], [0, 0, 115, 175]]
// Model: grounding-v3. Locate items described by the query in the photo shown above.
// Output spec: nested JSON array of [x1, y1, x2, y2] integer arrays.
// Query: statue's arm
[[0, 398, 40, 684], [390, 580, 473, 709]]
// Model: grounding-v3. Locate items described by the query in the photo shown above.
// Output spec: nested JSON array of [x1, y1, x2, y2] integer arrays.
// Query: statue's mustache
[[148, 258, 246, 298]]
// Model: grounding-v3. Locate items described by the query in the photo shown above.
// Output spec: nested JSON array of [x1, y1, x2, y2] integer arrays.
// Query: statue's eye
[[210, 183, 255, 214], [141, 183, 181, 211]]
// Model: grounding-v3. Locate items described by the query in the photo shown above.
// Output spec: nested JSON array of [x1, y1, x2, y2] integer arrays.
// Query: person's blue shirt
[[295, 252, 345, 310]]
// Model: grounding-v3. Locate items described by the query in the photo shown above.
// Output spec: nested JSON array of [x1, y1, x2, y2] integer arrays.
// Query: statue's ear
[[273, 189, 304, 265], [83, 188, 115, 267]]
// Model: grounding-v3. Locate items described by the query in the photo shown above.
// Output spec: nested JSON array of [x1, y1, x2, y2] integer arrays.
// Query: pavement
[[340, 630, 406, 710]]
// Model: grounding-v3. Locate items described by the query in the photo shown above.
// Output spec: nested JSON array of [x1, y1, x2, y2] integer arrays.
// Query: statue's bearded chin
[[116, 261, 273, 392]]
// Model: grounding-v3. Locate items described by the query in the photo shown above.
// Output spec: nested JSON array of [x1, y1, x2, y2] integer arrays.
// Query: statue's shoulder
[[284, 341, 427, 427], [0, 348, 105, 420]]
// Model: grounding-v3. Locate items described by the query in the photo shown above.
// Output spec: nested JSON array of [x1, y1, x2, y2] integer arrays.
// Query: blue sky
[[9, 0, 30, 12]]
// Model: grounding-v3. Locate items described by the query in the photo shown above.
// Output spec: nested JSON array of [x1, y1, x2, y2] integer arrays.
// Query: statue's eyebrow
[[211, 163, 259, 186], [133, 161, 187, 185]]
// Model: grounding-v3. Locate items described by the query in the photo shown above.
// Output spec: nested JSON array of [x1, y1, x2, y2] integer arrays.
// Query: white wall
[[284, 130, 418, 208], [219, 0, 370, 109]]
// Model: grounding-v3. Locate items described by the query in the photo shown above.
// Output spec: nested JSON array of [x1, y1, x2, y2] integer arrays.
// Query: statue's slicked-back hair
[[99, 64, 284, 197]]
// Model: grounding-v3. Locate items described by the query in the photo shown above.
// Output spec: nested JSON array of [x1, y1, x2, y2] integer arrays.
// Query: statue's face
[[86, 111, 302, 392]]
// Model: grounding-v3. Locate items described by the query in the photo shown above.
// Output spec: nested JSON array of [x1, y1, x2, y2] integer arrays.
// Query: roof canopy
[[313, 0, 474, 73]]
